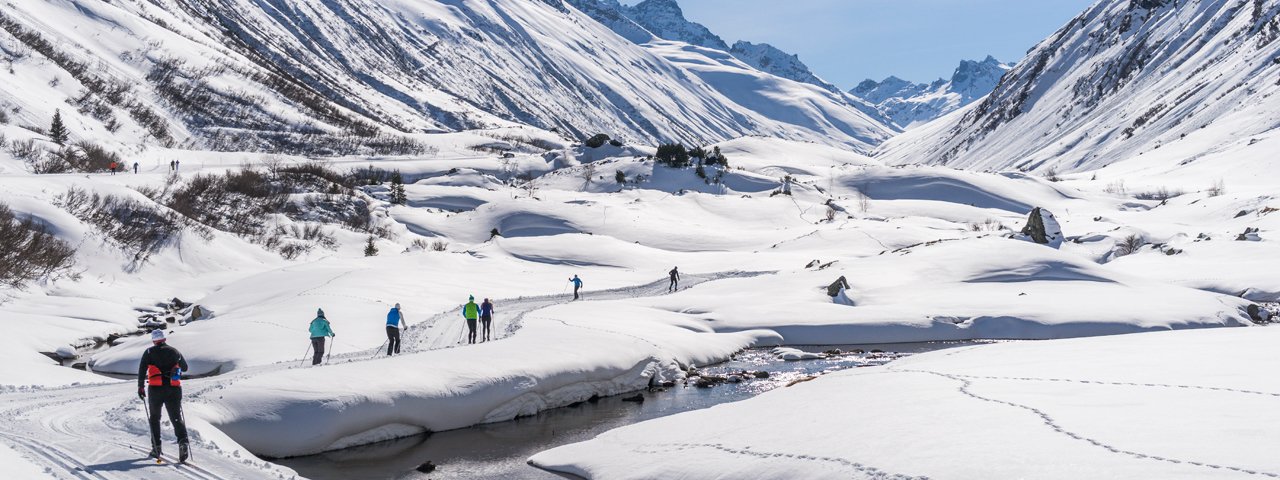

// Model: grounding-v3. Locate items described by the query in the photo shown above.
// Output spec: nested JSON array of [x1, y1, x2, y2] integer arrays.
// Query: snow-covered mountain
[[878, 0, 1280, 172], [564, 0, 898, 131], [850, 56, 1014, 129], [624, 0, 730, 51], [0, 0, 895, 153]]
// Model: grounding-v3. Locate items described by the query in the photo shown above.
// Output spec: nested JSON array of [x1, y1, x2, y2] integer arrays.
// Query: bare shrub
[[969, 218, 1005, 232], [0, 202, 76, 288], [8, 138, 38, 159], [1113, 234, 1146, 257], [580, 162, 597, 189], [71, 142, 121, 172], [1206, 178, 1226, 197], [1134, 187, 1182, 201], [1104, 180, 1127, 195], [825, 206, 837, 222], [430, 240, 448, 252], [56, 187, 191, 265], [410, 238, 429, 251], [1043, 167, 1062, 182]]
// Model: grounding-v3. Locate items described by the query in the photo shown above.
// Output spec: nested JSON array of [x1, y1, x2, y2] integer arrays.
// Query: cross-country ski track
[[0, 270, 764, 479]]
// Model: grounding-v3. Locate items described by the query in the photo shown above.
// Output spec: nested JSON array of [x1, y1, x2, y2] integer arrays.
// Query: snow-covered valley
[[1, 0, 1279, 478]]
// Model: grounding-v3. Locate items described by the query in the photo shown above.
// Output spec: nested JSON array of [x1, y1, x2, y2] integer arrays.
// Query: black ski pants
[[481, 315, 492, 341], [148, 386, 188, 449], [466, 318, 477, 344], [386, 326, 401, 355], [311, 337, 326, 365]]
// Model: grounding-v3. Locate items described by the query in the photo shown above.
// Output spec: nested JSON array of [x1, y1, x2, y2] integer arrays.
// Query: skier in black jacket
[[137, 329, 190, 462]]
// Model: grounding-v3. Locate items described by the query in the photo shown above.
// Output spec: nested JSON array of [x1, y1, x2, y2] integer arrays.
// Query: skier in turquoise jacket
[[309, 309, 335, 365]]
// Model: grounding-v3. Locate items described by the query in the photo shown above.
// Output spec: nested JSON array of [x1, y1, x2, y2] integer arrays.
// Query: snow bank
[[532, 326, 1280, 479], [204, 303, 778, 457]]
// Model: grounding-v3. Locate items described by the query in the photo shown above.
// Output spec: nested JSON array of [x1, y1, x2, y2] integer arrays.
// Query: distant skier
[[175, 159, 180, 171], [668, 266, 680, 292], [462, 296, 480, 344], [480, 298, 495, 342], [385, 303, 409, 356], [169, 160, 175, 171], [133, 162, 139, 174], [570, 275, 583, 300], [137, 330, 190, 462], [309, 308, 335, 365], [109, 161, 118, 175]]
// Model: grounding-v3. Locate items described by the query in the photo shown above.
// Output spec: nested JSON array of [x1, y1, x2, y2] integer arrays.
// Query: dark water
[[270, 342, 980, 480]]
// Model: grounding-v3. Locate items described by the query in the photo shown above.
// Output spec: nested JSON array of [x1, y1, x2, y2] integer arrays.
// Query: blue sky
[[621, 0, 1095, 88]]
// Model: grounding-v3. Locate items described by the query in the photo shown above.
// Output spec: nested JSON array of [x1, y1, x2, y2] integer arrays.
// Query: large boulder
[[1018, 207, 1063, 249]]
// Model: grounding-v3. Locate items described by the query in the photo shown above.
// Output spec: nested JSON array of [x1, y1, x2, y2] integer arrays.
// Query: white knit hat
[[151, 330, 167, 343]]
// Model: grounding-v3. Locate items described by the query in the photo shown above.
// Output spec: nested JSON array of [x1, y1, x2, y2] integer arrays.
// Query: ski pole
[[326, 337, 333, 364], [178, 401, 193, 463], [371, 339, 389, 359], [299, 343, 312, 367], [562, 281, 570, 295]]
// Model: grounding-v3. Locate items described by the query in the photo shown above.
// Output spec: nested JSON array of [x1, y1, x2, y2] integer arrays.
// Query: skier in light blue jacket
[[309, 309, 335, 365]]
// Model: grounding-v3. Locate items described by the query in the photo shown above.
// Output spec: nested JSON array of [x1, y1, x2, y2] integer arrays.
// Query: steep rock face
[[850, 56, 1013, 129], [878, 0, 1280, 172], [625, 0, 729, 50], [0, 0, 895, 153]]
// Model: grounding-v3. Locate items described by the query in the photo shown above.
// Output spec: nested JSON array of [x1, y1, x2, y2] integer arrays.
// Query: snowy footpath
[[531, 326, 1280, 479], [0, 271, 771, 477]]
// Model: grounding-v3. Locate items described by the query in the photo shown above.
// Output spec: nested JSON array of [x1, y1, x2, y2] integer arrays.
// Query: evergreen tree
[[695, 160, 706, 179], [49, 110, 68, 146], [615, 170, 626, 184], [655, 143, 689, 168], [390, 171, 407, 205], [364, 236, 379, 257]]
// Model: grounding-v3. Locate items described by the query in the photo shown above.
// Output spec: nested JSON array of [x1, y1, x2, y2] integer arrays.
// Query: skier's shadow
[[85, 456, 169, 473]]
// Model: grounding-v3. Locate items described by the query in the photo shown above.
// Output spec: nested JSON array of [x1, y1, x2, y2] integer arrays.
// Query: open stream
[[269, 342, 987, 479]]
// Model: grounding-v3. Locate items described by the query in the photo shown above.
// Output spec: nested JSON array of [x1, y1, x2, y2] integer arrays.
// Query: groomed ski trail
[[0, 270, 767, 479]]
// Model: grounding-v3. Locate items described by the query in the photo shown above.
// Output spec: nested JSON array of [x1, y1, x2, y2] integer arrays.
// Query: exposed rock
[[416, 461, 436, 473], [826, 276, 851, 297], [621, 393, 645, 403], [1237, 227, 1261, 241], [752, 371, 770, 379]]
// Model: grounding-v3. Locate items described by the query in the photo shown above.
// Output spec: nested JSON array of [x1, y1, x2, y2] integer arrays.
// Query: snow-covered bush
[[0, 202, 76, 288]]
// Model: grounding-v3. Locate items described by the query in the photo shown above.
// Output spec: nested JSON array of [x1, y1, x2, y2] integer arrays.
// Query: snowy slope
[[878, 0, 1280, 172], [850, 56, 1014, 128], [0, 0, 893, 153], [532, 326, 1280, 479], [564, 0, 897, 129]]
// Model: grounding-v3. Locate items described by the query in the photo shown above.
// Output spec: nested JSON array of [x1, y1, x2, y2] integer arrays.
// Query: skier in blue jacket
[[309, 309, 335, 365], [385, 303, 409, 356], [480, 298, 495, 342], [570, 275, 583, 300]]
